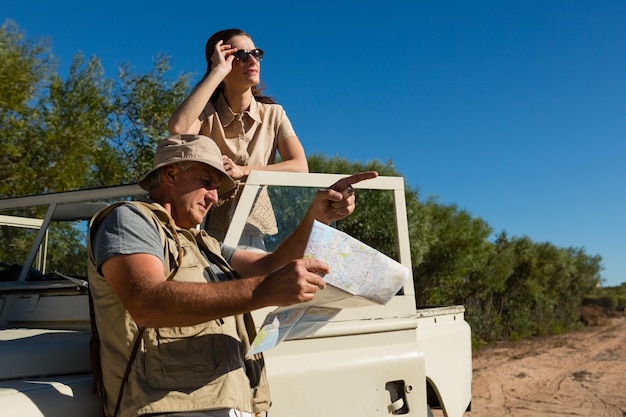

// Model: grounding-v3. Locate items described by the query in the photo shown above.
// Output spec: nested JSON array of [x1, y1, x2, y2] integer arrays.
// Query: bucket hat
[[138, 134, 236, 195]]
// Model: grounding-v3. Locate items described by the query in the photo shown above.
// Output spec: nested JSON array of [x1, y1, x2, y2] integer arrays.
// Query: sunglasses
[[233, 48, 264, 63]]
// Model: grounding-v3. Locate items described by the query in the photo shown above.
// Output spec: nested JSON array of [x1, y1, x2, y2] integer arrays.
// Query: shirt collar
[[216, 93, 261, 127]]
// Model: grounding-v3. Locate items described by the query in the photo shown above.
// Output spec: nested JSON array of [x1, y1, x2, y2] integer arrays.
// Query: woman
[[169, 28, 308, 250]]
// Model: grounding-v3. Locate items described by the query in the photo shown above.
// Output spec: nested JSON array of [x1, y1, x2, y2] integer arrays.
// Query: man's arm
[[101, 171, 376, 328], [230, 171, 378, 278], [101, 253, 329, 328]]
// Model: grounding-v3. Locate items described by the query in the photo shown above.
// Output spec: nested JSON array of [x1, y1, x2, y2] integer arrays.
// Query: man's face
[[168, 163, 222, 229]]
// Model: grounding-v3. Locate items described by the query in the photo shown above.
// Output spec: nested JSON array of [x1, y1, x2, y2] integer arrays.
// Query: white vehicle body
[[0, 172, 472, 417]]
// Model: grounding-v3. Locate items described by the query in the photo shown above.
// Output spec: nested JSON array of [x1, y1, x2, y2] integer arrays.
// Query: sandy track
[[464, 315, 626, 416]]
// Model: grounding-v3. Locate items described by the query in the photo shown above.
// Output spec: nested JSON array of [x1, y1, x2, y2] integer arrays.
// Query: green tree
[[0, 20, 192, 196], [1, 21, 116, 197], [106, 58, 191, 185], [413, 198, 494, 306], [463, 231, 516, 344], [0, 21, 192, 276]]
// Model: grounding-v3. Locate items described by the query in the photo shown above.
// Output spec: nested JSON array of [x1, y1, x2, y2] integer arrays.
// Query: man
[[87, 134, 377, 417]]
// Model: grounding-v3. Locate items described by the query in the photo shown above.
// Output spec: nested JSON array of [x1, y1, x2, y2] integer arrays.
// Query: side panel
[[264, 329, 428, 417]]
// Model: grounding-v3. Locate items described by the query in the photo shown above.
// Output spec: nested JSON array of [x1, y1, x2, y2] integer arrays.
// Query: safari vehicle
[[0, 172, 472, 417]]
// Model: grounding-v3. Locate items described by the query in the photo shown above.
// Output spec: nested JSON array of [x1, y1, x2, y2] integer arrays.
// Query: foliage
[[0, 20, 192, 275], [0, 20, 191, 196], [485, 238, 600, 341], [413, 198, 494, 306], [105, 58, 191, 185], [0, 21, 609, 348], [265, 185, 318, 251], [44, 223, 89, 276], [584, 282, 626, 312]]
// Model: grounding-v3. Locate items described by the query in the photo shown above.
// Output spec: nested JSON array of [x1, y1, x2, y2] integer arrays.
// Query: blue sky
[[3, 1, 625, 286]]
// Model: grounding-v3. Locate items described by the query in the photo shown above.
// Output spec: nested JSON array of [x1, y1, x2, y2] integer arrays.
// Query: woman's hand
[[222, 155, 247, 180], [210, 40, 237, 76]]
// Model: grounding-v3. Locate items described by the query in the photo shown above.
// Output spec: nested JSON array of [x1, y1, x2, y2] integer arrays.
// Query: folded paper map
[[247, 220, 409, 356]]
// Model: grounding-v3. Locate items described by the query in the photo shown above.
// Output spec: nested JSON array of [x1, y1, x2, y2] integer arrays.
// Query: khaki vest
[[87, 202, 270, 417]]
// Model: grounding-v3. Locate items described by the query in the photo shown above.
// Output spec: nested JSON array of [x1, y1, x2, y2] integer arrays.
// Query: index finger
[[330, 171, 378, 192]]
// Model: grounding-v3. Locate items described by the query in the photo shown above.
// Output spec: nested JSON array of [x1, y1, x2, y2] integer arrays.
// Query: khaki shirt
[[201, 95, 295, 241], [199, 94, 296, 167]]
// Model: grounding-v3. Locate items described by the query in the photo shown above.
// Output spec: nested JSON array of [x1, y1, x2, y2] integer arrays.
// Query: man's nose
[[206, 188, 219, 204]]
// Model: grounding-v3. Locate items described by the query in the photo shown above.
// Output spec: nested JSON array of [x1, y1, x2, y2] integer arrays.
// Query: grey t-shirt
[[92, 203, 236, 281]]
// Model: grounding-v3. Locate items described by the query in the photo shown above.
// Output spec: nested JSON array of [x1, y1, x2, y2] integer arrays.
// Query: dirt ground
[[448, 313, 626, 417]]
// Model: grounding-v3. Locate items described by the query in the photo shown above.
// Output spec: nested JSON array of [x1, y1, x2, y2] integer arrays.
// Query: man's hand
[[309, 171, 378, 224], [232, 171, 379, 291], [254, 258, 329, 306]]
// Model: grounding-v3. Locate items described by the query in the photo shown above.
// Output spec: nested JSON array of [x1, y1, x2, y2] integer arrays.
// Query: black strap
[[88, 289, 105, 408], [111, 327, 145, 417]]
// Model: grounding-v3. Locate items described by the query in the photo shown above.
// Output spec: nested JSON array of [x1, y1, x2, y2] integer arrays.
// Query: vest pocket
[[177, 239, 199, 270], [143, 322, 242, 389]]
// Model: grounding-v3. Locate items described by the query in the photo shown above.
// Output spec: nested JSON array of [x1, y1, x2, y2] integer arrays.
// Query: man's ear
[[163, 165, 178, 186]]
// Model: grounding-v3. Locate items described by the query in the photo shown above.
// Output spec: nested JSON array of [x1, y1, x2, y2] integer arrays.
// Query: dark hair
[[204, 28, 275, 104]]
